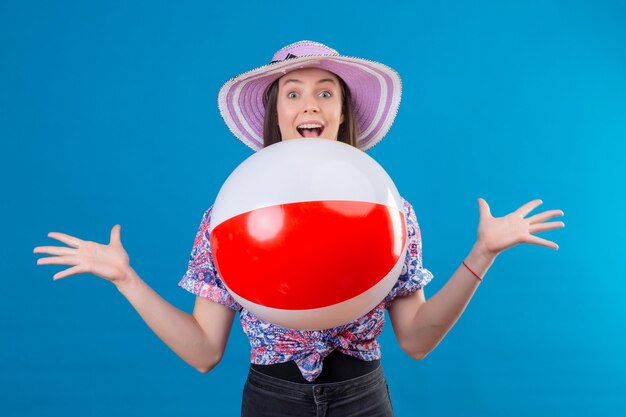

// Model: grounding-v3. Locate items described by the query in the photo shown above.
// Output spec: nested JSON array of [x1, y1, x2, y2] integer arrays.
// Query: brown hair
[[262, 75, 358, 148]]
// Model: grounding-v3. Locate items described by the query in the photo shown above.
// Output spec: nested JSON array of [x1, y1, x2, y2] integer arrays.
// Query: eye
[[319, 91, 332, 98], [287, 91, 298, 99]]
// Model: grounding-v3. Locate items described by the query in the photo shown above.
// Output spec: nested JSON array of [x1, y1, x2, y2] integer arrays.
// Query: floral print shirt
[[178, 198, 433, 381]]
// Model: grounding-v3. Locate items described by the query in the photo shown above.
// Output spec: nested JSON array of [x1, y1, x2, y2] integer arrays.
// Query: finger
[[526, 235, 559, 250], [529, 221, 565, 234], [53, 264, 87, 280], [527, 210, 565, 224], [47, 232, 82, 248], [110, 224, 121, 245], [516, 199, 543, 217], [478, 198, 491, 219], [36, 255, 79, 266], [33, 246, 76, 256]]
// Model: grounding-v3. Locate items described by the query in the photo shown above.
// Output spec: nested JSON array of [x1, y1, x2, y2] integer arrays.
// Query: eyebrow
[[281, 78, 338, 86]]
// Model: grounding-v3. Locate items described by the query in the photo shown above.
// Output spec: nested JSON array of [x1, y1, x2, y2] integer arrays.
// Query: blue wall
[[2, 1, 625, 416]]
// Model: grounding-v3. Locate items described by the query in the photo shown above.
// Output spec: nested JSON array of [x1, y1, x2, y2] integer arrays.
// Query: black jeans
[[241, 364, 394, 417]]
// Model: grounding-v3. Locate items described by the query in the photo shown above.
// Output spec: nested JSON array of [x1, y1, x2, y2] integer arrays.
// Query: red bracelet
[[462, 261, 483, 282]]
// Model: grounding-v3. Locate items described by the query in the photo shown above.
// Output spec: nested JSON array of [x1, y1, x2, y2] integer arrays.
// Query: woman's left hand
[[476, 198, 564, 258]]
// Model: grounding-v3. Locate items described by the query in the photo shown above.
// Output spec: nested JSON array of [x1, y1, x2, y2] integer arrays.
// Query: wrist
[[463, 241, 497, 279], [114, 265, 138, 293], [470, 240, 498, 264]]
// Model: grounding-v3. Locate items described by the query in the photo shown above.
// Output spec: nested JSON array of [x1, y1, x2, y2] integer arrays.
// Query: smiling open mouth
[[297, 123, 324, 138]]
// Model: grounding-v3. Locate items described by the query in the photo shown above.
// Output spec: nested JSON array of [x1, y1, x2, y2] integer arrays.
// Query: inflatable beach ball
[[210, 138, 407, 330]]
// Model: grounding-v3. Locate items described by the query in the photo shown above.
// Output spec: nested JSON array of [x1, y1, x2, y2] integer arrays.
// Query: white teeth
[[297, 123, 323, 129]]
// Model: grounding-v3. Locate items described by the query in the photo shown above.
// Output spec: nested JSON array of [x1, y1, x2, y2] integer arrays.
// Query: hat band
[[270, 53, 299, 64]]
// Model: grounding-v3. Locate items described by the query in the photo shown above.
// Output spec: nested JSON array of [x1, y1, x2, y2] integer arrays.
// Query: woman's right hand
[[34, 225, 131, 284]]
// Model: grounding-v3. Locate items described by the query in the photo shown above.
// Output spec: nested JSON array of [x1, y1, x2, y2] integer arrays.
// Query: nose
[[302, 96, 319, 113]]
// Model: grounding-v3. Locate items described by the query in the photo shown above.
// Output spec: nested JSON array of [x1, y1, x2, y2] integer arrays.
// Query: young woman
[[34, 41, 564, 416]]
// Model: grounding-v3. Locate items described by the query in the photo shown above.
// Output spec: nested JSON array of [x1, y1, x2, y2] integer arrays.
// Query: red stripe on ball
[[211, 200, 406, 310]]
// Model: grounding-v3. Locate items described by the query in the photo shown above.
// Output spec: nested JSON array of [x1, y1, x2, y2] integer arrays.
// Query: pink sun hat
[[217, 40, 402, 151]]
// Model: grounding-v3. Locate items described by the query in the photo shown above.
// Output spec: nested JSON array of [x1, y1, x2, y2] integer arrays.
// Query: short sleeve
[[384, 199, 434, 308], [178, 207, 242, 311]]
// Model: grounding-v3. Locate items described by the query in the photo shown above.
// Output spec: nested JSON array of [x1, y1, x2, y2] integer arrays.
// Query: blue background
[[2, 0, 625, 416]]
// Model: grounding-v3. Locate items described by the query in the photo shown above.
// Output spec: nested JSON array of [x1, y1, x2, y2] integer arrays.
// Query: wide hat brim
[[218, 54, 402, 151]]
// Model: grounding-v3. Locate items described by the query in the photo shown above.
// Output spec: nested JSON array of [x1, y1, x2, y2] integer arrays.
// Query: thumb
[[478, 198, 491, 219], [110, 224, 122, 245]]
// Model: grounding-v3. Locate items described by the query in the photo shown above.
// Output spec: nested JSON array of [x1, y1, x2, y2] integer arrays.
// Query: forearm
[[114, 267, 221, 372], [404, 242, 496, 357], [392, 197, 563, 359]]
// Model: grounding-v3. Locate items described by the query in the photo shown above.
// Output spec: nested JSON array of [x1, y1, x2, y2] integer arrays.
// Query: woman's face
[[276, 68, 344, 142]]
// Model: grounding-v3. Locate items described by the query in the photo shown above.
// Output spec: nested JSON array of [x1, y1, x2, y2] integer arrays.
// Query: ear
[[340, 112, 345, 124]]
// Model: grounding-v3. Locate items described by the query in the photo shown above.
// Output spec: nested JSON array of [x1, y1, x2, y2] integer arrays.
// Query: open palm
[[34, 225, 130, 282], [477, 198, 564, 257]]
